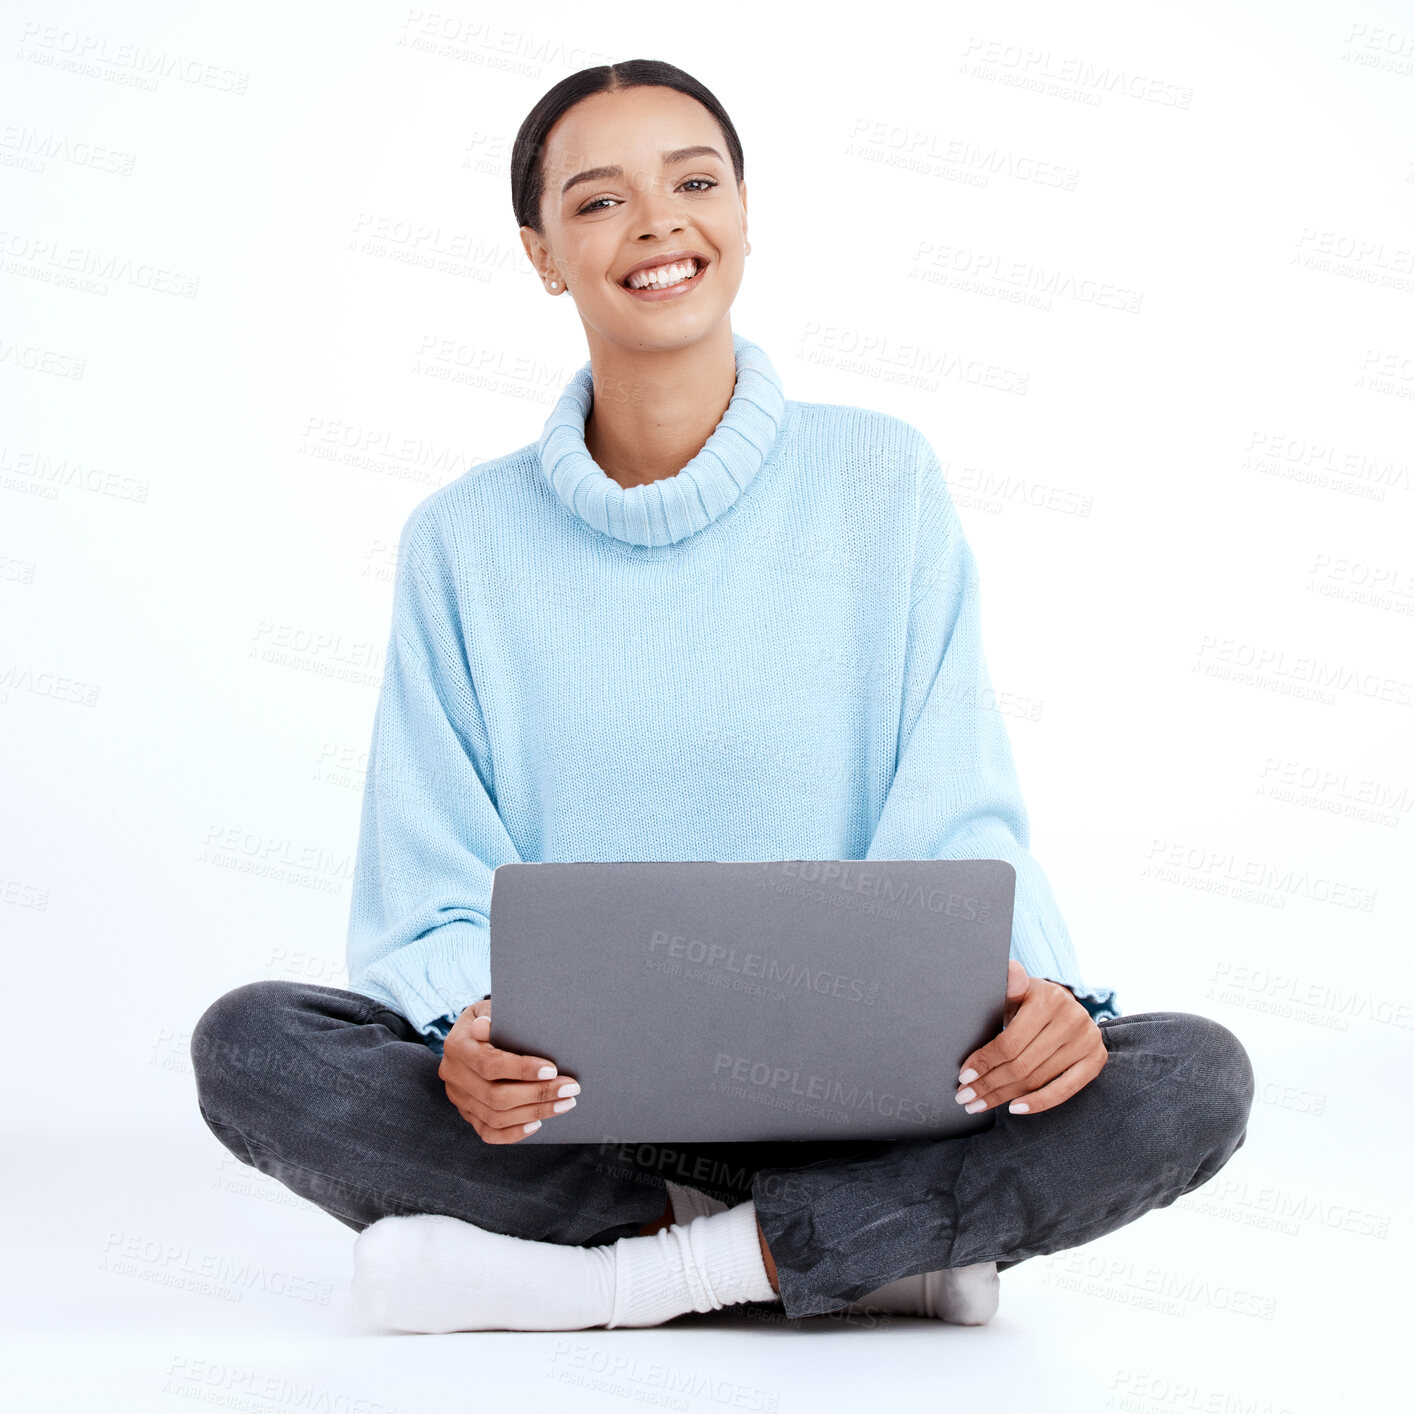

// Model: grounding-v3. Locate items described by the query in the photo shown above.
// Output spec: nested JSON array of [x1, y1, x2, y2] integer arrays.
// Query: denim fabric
[[190, 980, 1254, 1321]]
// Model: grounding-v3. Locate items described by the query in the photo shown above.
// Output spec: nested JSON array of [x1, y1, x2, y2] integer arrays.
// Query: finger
[[957, 982, 1057, 1089], [450, 1072, 581, 1114], [1003, 1048, 1107, 1115], [460, 1022, 564, 1084], [1002, 960, 1030, 1021], [451, 1085, 580, 1132], [957, 1031, 1095, 1113], [471, 1116, 541, 1144], [470, 998, 491, 1020], [961, 1011, 1092, 1106], [439, 1051, 573, 1106], [472, 1048, 567, 1084]]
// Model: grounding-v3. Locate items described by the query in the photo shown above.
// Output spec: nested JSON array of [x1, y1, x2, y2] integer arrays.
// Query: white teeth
[[626, 258, 699, 290]]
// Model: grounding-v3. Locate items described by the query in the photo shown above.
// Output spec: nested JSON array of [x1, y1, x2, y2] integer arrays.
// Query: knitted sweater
[[345, 332, 1120, 1045]]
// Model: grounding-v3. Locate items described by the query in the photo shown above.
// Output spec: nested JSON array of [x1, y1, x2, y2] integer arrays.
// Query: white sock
[[845, 1262, 1000, 1325], [609, 1199, 778, 1328], [351, 1213, 617, 1333], [350, 1201, 778, 1333], [663, 1179, 730, 1225], [662, 1185, 996, 1325]]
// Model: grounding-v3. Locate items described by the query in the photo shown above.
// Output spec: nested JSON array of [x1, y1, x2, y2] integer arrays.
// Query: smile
[[620, 255, 708, 301]]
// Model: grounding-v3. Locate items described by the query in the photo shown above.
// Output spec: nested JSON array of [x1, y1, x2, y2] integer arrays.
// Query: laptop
[[488, 859, 1015, 1144]]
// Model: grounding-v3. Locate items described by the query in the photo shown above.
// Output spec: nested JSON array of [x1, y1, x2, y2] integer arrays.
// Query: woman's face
[[523, 84, 749, 354]]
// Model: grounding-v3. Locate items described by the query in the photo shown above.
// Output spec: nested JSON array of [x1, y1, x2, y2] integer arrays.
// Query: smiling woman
[[510, 65, 754, 493], [189, 58, 1255, 1341]]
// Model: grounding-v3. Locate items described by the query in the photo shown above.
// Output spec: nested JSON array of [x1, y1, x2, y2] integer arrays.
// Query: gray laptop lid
[[488, 859, 1015, 1144]]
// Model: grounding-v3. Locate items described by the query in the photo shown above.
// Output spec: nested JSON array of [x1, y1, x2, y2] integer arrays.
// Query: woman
[[190, 60, 1255, 1334]]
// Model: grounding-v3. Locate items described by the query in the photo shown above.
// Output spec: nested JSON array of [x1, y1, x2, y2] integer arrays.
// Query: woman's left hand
[[953, 960, 1108, 1116]]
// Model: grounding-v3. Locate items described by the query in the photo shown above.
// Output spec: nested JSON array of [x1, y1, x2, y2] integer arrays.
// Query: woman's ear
[[519, 226, 553, 286]]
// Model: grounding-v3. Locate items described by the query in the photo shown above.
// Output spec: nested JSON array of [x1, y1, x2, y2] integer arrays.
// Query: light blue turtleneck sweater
[[346, 333, 1119, 1046]]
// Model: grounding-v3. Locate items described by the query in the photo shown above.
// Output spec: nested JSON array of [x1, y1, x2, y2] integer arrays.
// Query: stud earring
[[549, 280, 559, 290]]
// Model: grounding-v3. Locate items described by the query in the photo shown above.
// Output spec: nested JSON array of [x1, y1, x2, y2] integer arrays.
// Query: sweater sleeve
[[345, 507, 520, 1038], [864, 433, 1120, 1023]]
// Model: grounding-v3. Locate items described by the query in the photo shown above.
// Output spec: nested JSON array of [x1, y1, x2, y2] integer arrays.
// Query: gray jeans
[[189, 980, 1255, 1320]]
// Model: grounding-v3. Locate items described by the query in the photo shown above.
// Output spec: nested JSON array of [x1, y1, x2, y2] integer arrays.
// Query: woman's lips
[[620, 260, 708, 302]]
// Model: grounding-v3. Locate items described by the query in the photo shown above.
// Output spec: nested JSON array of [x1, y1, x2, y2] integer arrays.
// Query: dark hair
[[510, 59, 745, 235]]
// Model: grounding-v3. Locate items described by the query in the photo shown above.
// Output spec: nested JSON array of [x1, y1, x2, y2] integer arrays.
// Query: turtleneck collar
[[536, 332, 786, 547]]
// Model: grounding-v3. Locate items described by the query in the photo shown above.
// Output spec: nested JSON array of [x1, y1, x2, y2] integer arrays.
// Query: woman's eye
[[576, 177, 718, 215]]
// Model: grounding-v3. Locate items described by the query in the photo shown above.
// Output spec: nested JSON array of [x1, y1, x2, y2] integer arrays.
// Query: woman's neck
[[581, 324, 738, 489]]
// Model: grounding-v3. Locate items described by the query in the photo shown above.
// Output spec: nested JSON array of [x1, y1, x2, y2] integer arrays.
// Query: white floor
[[3, 1075, 1398, 1414]]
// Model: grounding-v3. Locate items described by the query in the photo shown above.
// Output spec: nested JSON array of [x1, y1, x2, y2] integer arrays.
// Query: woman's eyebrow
[[560, 146, 724, 197]]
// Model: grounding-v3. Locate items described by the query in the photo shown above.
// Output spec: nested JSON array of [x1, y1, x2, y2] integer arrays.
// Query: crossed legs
[[190, 983, 1253, 1322]]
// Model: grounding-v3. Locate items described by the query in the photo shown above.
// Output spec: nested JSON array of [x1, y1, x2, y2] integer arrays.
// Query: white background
[[3, 0, 1410, 1408]]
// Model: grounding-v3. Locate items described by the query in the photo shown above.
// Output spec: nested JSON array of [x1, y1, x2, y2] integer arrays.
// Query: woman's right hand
[[437, 996, 581, 1144]]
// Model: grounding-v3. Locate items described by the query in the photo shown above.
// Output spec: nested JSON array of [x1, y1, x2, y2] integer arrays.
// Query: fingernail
[[965, 1099, 987, 1114], [557, 1082, 581, 1098], [523, 1120, 542, 1133], [537, 1066, 557, 1080], [553, 1097, 577, 1113], [958, 1069, 978, 1085], [955, 1087, 976, 1104], [1009, 1102, 1029, 1114]]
